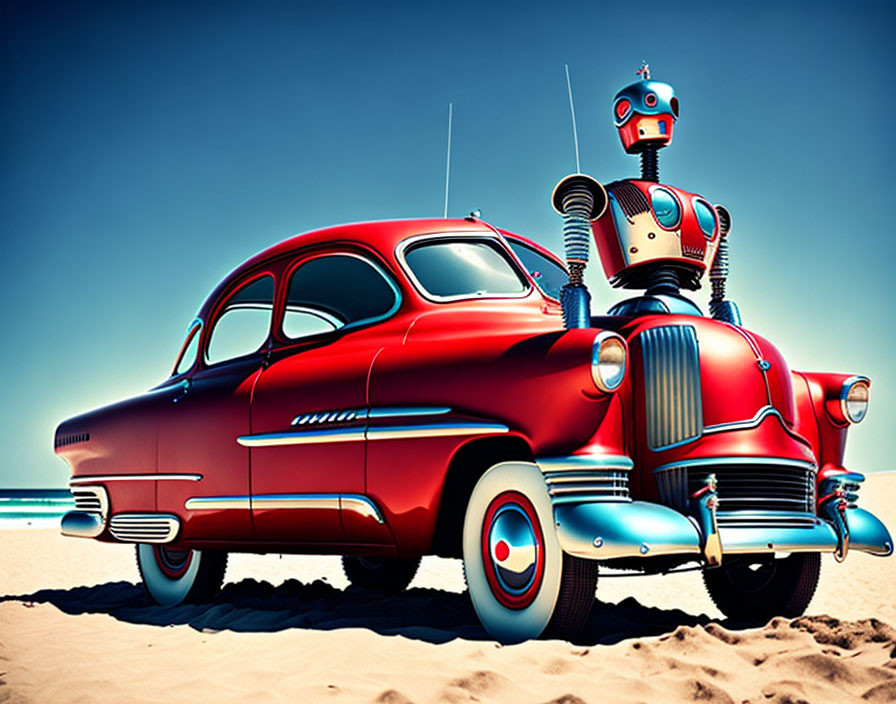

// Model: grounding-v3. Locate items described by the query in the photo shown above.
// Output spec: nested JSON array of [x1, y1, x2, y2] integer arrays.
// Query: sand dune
[[2, 474, 895, 703]]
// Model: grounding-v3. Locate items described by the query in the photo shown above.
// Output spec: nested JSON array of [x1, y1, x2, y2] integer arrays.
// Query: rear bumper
[[60, 510, 181, 544], [554, 501, 893, 560], [61, 510, 105, 539]]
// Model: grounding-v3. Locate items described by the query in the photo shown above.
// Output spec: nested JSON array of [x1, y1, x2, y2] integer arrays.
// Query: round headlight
[[841, 377, 870, 423], [592, 332, 627, 393]]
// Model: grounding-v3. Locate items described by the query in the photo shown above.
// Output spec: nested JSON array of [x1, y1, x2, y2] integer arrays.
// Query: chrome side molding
[[184, 496, 251, 510], [183, 493, 385, 524], [69, 473, 202, 485], [239, 420, 509, 447]]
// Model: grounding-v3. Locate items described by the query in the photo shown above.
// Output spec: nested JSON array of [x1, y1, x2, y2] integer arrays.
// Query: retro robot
[[552, 62, 740, 326]]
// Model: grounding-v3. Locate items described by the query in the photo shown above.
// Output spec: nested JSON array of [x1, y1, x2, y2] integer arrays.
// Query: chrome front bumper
[[554, 501, 893, 561], [539, 455, 893, 562]]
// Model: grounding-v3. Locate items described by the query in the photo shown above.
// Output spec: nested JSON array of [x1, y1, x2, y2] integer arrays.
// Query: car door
[[156, 273, 276, 541], [247, 250, 401, 545]]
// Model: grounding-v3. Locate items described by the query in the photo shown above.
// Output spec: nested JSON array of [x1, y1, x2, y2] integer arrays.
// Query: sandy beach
[[2, 475, 895, 704]]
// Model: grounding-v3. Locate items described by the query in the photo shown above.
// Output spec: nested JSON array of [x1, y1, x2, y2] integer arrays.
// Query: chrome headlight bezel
[[591, 331, 628, 393], [840, 376, 870, 424]]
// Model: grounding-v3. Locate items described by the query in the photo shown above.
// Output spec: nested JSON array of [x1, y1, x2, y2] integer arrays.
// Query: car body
[[55, 216, 893, 642]]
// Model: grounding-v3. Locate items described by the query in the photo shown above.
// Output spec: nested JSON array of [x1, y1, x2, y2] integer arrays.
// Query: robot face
[[613, 80, 679, 153], [591, 181, 720, 289]]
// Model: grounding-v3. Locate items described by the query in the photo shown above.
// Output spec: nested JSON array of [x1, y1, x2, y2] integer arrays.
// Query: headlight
[[592, 331, 627, 393], [840, 376, 870, 423]]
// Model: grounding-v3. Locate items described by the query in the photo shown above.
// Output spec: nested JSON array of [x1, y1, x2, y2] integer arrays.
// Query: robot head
[[591, 180, 721, 290], [613, 79, 678, 154]]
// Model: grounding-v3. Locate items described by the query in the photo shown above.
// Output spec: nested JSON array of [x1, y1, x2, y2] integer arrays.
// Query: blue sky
[[2, 0, 894, 487]]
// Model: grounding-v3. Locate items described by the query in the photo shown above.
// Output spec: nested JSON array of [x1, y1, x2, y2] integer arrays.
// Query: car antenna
[[443, 102, 453, 218], [564, 64, 581, 174]]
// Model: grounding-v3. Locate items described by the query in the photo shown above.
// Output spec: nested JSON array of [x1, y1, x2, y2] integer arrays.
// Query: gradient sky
[[2, 0, 894, 488]]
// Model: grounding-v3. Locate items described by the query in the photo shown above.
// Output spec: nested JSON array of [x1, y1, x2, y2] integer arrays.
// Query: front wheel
[[462, 461, 597, 643], [703, 552, 820, 623], [136, 544, 228, 606]]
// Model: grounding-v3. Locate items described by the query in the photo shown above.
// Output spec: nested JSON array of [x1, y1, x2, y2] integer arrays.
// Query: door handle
[[173, 379, 191, 403]]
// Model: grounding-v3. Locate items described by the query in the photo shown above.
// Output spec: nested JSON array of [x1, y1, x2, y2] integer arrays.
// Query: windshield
[[403, 238, 528, 300]]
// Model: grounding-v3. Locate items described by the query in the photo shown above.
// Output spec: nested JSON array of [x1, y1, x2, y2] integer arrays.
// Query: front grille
[[542, 469, 630, 504], [690, 465, 815, 514], [639, 325, 703, 450], [109, 514, 180, 543], [655, 459, 816, 522], [71, 486, 108, 516]]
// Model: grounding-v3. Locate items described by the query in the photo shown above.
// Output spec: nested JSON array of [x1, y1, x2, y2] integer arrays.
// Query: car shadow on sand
[[1, 577, 729, 645]]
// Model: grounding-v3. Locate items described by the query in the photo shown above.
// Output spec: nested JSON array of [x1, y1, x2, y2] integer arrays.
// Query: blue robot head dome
[[613, 79, 679, 154]]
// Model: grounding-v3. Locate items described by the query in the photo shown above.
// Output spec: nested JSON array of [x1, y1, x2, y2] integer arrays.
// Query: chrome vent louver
[[71, 485, 108, 517], [108, 514, 180, 543], [542, 469, 630, 504], [55, 432, 90, 448], [639, 325, 703, 451]]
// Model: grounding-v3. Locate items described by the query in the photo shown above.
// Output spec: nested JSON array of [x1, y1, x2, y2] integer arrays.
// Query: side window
[[506, 240, 568, 302], [206, 275, 274, 365], [282, 254, 398, 339], [172, 319, 202, 376]]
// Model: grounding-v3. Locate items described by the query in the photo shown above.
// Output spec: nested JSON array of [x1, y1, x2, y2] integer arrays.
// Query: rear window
[[403, 239, 528, 300]]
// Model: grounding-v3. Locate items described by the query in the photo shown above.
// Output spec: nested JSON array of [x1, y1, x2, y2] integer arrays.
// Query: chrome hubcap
[[488, 505, 538, 594]]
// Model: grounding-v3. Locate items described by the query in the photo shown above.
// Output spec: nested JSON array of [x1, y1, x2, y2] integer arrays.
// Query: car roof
[[203, 218, 565, 314]]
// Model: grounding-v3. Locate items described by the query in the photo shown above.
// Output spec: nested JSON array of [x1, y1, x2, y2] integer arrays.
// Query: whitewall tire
[[462, 461, 597, 643], [136, 544, 228, 606]]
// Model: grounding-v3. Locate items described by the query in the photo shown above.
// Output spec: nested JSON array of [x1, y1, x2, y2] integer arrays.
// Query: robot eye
[[614, 98, 632, 122], [694, 199, 717, 239], [644, 92, 658, 108], [650, 187, 681, 229]]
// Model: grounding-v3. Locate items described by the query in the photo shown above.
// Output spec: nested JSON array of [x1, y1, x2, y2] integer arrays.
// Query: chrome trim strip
[[537, 455, 634, 473], [368, 406, 452, 419], [653, 456, 817, 474], [237, 428, 366, 447], [366, 422, 509, 440], [69, 473, 203, 485], [253, 494, 341, 511], [244, 417, 506, 446], [183, 493, 385, 523], [703, 405, 811, 445], [703, 405, 781, 435], [184, 496, 251, 510], [340, 495, 385, 523]]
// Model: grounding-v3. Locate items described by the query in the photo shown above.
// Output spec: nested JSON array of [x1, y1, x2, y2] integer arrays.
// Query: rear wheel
[[462, 461, 597, 643], [341, 555, 421, 593], [703, 552, 820, 623], [136, 544, 228, 606]]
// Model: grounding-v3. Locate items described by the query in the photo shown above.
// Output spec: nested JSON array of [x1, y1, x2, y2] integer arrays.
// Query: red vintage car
[[55, 215, 892, 643]]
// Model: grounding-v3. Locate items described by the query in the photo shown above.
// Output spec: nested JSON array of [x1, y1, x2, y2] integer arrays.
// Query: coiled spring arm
[[551, 175, 607, 329]]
